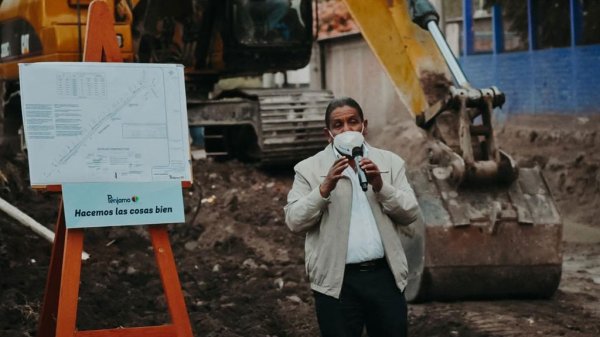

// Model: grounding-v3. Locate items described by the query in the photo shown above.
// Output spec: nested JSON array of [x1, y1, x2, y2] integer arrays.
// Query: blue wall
[[460, 44, 600, 115]]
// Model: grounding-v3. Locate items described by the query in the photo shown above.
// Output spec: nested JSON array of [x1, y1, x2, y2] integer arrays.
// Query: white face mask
[[330, 126, 365, 157]]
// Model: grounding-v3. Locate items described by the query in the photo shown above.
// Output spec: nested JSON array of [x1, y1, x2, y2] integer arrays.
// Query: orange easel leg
[[148, 225, 194, 337], [55, 228, 84, 337], [36, 200, 85, 337], [37, 199, 67, 337]]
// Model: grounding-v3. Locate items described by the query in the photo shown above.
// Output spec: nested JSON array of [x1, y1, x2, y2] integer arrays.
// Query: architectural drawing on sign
[[56, 72, 153, 165], [19, 62, 191, 185]]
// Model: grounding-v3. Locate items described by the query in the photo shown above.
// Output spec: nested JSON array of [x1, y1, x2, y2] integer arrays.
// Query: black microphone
[[352, 146, 368, 192]]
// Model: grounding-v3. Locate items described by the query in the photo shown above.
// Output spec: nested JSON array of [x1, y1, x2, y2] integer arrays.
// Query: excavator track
[[246, 88, 334, 165]]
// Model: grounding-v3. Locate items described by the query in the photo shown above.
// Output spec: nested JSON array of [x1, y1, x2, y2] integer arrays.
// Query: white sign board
[[62, 181, 185, 228], [19, 62, 191, 185]]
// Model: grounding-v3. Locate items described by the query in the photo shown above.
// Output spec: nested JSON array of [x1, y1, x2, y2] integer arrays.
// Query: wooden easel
[[36, 2, 193, 337]]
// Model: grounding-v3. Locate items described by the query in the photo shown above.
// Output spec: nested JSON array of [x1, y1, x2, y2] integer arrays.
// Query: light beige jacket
[[284, 144, 420, 299]]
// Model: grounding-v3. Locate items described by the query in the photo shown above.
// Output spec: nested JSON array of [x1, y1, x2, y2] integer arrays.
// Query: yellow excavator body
[[0, 0, 134, 80]]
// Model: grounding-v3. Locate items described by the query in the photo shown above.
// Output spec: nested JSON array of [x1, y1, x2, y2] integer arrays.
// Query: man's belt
[[346, 258, 387, 272]]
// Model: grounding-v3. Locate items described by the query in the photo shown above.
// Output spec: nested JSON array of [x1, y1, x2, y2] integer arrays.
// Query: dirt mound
[[496, 115, 600, 228], [419, 71, 452, 106], [368, 119, 429, 167]]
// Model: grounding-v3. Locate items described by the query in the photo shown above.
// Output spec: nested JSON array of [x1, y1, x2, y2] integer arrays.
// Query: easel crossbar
[[74, 325, 176, 337]]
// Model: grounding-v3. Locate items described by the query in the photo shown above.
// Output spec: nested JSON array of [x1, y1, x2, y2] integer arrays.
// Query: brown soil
[[419, 71, 452, 106], [1, 114, 600, 337], [497, 115, 600, 230], [371, 114, 600, 230]]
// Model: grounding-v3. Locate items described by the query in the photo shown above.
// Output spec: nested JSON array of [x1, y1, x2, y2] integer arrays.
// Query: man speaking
[[284, 97, 420, 337]]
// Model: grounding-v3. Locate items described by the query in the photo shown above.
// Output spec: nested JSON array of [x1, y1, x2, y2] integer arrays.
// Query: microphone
[[352, 146, 368, 192]]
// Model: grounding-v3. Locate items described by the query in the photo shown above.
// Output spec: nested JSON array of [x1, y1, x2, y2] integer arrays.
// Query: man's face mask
[[330, 124, 365, 157]]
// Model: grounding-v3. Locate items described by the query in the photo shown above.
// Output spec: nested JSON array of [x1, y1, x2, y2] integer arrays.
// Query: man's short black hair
[[324, 97, 364, 129]]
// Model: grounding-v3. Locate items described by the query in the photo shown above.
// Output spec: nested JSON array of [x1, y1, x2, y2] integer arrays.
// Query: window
[[443, 2, 463, 55], [580, 0, 600, 45], [443, 1, 494, 54], [533, 0, 570, 49], [487, 1, 528, 51], [233, 0, 308, 45], [442, 0, 599, 54], [472, 0, 493, 53]]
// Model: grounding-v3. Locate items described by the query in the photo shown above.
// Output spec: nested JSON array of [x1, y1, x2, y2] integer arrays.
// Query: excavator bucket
[[402, 164, 562, 301], [399, 85, 563, 302], [340, 0, 564, 301]]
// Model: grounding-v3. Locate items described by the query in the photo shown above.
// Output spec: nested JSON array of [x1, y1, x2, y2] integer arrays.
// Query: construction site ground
[[1, 114, 599, 337]]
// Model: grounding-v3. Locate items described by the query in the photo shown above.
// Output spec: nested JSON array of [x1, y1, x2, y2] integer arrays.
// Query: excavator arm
[[344, 0, 513, 184], [342, 0, 563, 301]]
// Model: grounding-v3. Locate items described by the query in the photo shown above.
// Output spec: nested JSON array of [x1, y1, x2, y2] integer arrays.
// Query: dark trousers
[[313, 259, 408, 337]]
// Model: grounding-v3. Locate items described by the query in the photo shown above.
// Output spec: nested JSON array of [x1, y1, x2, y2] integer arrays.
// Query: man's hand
[[319, 157, 349, 198], [359, 158, 383, 192]]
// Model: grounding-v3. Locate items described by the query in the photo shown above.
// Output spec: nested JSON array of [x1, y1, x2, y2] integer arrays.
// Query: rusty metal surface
[[419, 265, 562, 301], [405, 165, 563, 301], [424, 223, 562, 266]]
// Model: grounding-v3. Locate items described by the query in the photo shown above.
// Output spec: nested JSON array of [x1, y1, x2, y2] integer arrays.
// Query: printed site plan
[[18, 62, 191, 185]]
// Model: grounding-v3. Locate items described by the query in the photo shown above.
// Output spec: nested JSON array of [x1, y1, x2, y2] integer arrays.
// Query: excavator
[[0, 0, 333, 164], [0, 0, 562, 301], [339, 0, 562, 301]]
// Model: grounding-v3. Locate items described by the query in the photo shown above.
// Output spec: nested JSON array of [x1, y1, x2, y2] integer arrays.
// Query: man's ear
[[323, 128, 333, 143], [363, 119, 368, 136]]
